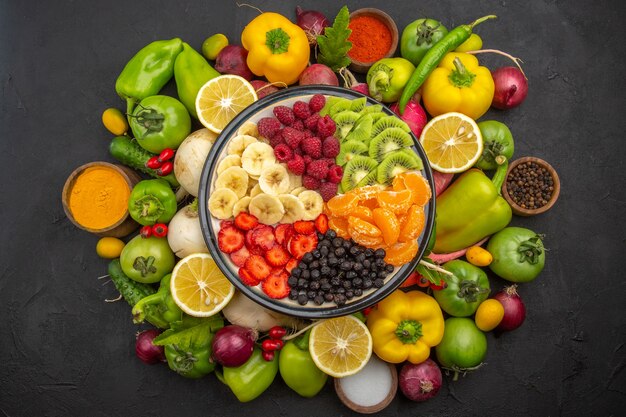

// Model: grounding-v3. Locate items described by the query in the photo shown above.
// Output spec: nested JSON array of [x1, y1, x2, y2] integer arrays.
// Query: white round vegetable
[[174, 128, 217, 196], [166, 200, 209, 258]]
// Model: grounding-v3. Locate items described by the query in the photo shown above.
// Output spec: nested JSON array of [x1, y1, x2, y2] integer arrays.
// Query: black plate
[[199, 85, 435, 319]]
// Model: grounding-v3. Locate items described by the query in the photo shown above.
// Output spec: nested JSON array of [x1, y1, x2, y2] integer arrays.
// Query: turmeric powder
[[68, 166, 130, 230]]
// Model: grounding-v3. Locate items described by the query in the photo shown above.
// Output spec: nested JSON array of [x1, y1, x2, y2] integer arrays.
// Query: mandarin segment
[[348, 216, 382, 237], [328, 216, 350, 239], [350, 205, 374, 222], [399, 205, 426, 242], [372, 208, 400, 246], [377, 189, 413, 214], [397, 171, 432, 206], [327, 193, 359, 217], [384, 240, 419, 266], [351, 230, 384, 247]]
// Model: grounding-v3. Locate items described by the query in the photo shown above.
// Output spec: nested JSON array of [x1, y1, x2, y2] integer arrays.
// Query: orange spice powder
[[348, 15, 392, 63]]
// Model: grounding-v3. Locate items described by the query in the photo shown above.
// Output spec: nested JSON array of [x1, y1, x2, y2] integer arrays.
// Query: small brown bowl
[[62, 161, 141, 237], [502, 157, 561, 216], [334, 359, 398, 414], [348, 8, 399, 74]]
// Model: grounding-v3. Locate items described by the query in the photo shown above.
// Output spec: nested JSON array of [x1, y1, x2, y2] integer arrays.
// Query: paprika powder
[[348, 15, 392, 63]]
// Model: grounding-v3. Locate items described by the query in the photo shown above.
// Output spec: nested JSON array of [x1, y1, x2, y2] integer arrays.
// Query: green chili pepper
[[366, 57, 415, 103], [434, 260, 490, 317], [131, 274, 182, 329], [398, 15, 497, 114], [174, 42, 220, 119], [279, 330, 328, 398], [128, 179, 177, 226], [217, 347, 279, 402], [434, 163, 511, 253], [476, 121, 515, 170], [115, 38, 183, 115]]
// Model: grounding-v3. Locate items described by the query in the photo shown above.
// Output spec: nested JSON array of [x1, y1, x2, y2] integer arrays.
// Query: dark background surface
[[1, 0, 625, 416]]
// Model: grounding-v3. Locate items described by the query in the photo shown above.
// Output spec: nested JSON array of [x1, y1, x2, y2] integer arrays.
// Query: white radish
[[174, 128, 217, 196], [167, 200, 209, 258]]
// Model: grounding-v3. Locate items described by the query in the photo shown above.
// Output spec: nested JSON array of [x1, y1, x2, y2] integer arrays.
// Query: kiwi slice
[[376, 150, 423, 185], [333, 111, 361, 140], [341, 155, 379, 192], [399, 148, 424, 170], [349, 97, 367, 113], [344, 114, 373, 144], [337, 140, 368, 166], [329, 99, 353, 117], [356, 169, 379, 188], [359, 104, 383, 115], [369, 128, 414, 162], [371, 115, 411, 138], [319, 96, 341, 117], [367, 111, 387, 124]]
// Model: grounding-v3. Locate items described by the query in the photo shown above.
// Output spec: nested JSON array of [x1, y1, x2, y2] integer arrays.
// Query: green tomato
[[435, 318, 487, 377], [120, 235, 175, 283], [366, 57, 415, 103], [434, 260, 490, 317], [487, 227, 545, 282], [165, 343, 214, 378], [400, 19, 448, 66], [130, 95, 191, 153], [455, 33, 483, 52], [128, 179, 177, 226], [476, 120, 515, 170]]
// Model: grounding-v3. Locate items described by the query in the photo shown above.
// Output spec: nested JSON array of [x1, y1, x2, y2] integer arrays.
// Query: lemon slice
[[419, 112, 483, 173], [170, 253, 235, 317], [195, 75, 258, 134], [309, 315, 373, 378]]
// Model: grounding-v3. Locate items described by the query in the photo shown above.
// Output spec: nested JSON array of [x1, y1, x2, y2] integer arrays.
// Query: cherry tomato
[[268, 326, 287, 340], [262, 339, 282, 352], [152, 223, 168, 238], [145, 156, 162, 169], [417, 275, 431, 288], [157, 161, 173, 176], [158, 148, 175, 162], [140, 225, 153, 238], [261, 350, 275, 361]]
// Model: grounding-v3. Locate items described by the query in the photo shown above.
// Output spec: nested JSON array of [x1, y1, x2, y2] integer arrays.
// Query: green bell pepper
[[476, 120, 515, 170], [129, 95, 191, 153], [131, 274, 182, 328], [434, 260, 490, 317], [217, 347, 279, 402], [433, 164, 512, 253], [128, 179, 177, 226], [400, 19, 448, 66], [279, 330, 328, 398], [115, 38, 183, 115], [164, 344, 213, 379], [366, 57, 416, 103], [487, 227, 545, 282], [174, 42, 220, 119]]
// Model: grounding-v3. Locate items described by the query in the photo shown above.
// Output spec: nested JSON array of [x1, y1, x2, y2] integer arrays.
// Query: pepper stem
[[449, 57, 476, 88], [131, 292, 169, 328], [469, 15, 497, 29], [395, 319, 423, 344], [456, 280, 489, 303], [517, 235, 544, 264], [265, 28, 291, 54], [134, 194, 165, 222], [491, 159, 509, 196], [368, 64, 393, 101]]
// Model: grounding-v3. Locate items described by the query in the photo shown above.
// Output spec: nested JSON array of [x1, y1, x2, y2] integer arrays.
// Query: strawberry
[[262, 269, 290, 299], [274, 224, 294, 247], [293, 220, 316, 235], [314, 214, 329, 234], [220, 220, 234, 229], [265, 245, 290, 267], [244, 255, 272, 281], [288, 233, 318, 260], [234, 212, 259, 231], [285, 258, 298, 273], [229, 245, 251, 267], [252, 225, 276, 251], [238, 267, 261, 286], [245, 226, 264, 255], [217, 226, 244, 254]]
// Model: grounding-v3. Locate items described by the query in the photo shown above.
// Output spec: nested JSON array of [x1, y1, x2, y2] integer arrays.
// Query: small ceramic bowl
[[334, 359, 398, 414], [62, 161, 141, 237], [502, 157, 560, 216], [348, 8, 399, 74]]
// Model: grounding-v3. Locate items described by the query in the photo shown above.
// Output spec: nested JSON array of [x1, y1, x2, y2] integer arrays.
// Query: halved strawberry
[[265, 245, 290, 267], [238, 267, 261, 286], [234, 212, 259, 231], [229, 245, 250, 267], [218, 226, 244, 254], [314, 213, 329, 234], [262, 269, 290, 299], [244, 255, 271, 281], [293, 220, 316, 235], [288, 233, 318, 260], [220, 220, 234, 229], [245, 226, 264, 255], [252, 225, 276, 251], [274, 224, 295, 246], [285, 258, 298, 273]]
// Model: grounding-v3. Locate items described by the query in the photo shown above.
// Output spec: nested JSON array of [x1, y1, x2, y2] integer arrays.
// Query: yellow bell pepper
[[241, 12, 310, 85], [367, 290, 444, 364], [422, 52, 495, 120]]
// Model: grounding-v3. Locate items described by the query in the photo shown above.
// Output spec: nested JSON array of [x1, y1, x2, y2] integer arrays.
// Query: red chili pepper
[[146, 156, 163, 169], [156, 161, 173, 176], [400, 271, 419, 288], [261, 350, 275, 362], [152, 223, 168, 238], [362, 306, 374, 316], [417, 275, 431, 288], [158, 148, 175, 162], [140, 225, 152, 238], [262, 339, 282, 352], [430, 279, 447, 291], [268, 326, 287, 340]]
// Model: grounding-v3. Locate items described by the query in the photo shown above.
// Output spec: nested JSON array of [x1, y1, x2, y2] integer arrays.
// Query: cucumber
[[108, 259, 156, 307], [109, 136, 179, 187]]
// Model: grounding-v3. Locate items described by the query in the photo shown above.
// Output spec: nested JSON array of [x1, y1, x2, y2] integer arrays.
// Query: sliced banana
[[249, 173, 260, 181], [232, 196, 252, 217], [288, 170, 303, 191], [249, 183, 263, 198], [209, 188, 239, 219], [217, 154, 242, 175], [278, 194, 306, 223], [259, 164, 291, 195], [215, 166, 249, 199], [241, 142, 276, 176], [249, 194, 285, 225], [228, 134, 258, 156], [247, 178, 258, 193], [290, 186, 306, 196], [237, 121, 259, 139], [299, 190, 324, 221]]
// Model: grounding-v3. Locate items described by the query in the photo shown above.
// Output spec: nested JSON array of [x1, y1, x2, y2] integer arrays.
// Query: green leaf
[[316, 6, 352, 72], [416, 257, 448, 285], [153, 315, 224, 349]]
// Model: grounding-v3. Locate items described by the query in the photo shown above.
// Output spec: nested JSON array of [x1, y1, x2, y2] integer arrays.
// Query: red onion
[[211, 325, 257, 367], [399, 359, 442, 402], [339, 67, 369, 96], [135, 329, 165, 365], [250, 80, 282, 99], [215, 45, 254, 81], [299, 64, 339, 86], [493, 285, 526, 331], [432, 170, 454, 197], [491, 66, 528, 110], [390, 99, 428, 138], [295, 6, 330, 47]]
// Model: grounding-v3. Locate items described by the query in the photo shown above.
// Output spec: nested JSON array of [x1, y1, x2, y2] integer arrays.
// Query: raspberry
[[320, 158, 336, 167], [309, 94, 326, 113], [303, 155, 312, 167], [273, 106, 295, 126], [327, 164, 343, 184], [287, 154, 305, 175], [274, 144, 293, 162], [302, 175, 321, 190], [294, 147, 303, 156], [257, 117, 281, 139], [303, 129, 314, 140], [318, 181, 339, 202], [317, 115, 336, 137], [307, 160, 329, 180], [322, 136, 340, 158], [282, 127, 304, 149], [293, 101, 312, 120], [292, 119, 305, 132], [304, 113, 321, 132], [269, 129, 285, 148], [301, 136, 322, 159]]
